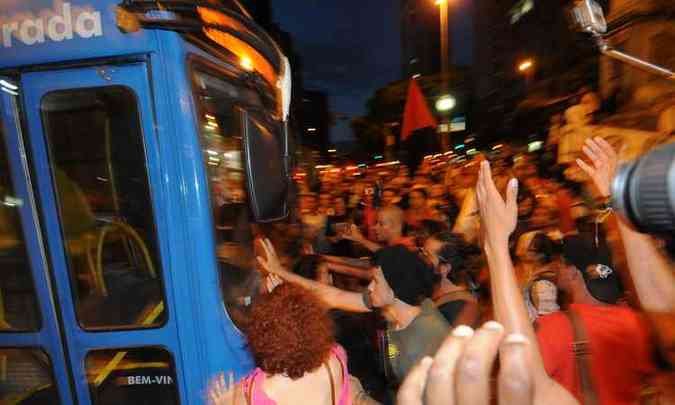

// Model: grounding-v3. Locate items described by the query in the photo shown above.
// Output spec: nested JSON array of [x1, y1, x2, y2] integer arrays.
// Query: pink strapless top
[[241, 345, 352, 405]]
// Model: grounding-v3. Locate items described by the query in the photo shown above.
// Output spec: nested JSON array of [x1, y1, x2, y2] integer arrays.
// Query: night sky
[[271, 1, 474, 145], [271, 1, 403, 144]]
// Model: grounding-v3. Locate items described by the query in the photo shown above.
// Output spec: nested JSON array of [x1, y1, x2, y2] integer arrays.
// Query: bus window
[[40, 86, 165, 330], [85, 347, 179, 405], [0, 348, 60, 404], [191, 69, 270, 326], [0, 124, 40, 332]]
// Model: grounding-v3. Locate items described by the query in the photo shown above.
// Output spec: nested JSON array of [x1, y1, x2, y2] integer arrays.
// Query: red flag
[[401, 79, 437, 141]]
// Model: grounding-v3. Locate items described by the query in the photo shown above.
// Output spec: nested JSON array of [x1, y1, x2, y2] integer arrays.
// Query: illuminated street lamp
[[435, 95, 456, 112], [518, 58, 535, 89], [518, 59, 534, 72]]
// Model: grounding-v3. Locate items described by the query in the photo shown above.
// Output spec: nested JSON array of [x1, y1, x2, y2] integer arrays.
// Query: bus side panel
[[148, 32, 253, 403], [0, 0, 157, 70]]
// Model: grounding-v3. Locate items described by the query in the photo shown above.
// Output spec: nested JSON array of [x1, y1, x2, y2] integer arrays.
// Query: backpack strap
[[563, 310, 599, 405]]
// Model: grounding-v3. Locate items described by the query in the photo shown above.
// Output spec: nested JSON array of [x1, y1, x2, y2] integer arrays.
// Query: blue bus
[[0, 0, 291, 403]]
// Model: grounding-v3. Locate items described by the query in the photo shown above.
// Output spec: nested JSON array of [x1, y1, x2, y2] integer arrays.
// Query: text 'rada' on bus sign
[[1, 2, 103, 48]]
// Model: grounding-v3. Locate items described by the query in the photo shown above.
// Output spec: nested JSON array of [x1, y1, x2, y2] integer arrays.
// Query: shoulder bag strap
[[377, 329, 394, 381], [564, 310, 599, 405], [323, 362, 336, 405]]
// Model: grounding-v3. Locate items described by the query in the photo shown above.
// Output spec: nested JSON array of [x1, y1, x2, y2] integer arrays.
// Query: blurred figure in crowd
[[422, 232, 480, 327], [380, 187, 401, 208], [405, 188, 436, 229]]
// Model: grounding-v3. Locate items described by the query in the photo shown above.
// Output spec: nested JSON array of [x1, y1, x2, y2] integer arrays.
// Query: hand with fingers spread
[[475, 161, 519, 248], [576, 137, 618, 198], [256, 238, 287, 277], [207, 372, 237, 405], [397, 322, 534, 405]]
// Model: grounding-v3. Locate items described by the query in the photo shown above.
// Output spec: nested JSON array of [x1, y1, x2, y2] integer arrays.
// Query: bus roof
[[0, 0, 283, 85]]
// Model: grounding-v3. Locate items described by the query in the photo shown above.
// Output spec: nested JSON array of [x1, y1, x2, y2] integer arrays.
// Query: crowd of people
[[208, 137, 674, 405]]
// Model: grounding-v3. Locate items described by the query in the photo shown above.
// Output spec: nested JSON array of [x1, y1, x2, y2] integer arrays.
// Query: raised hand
[[475, 161, 519, 248], [207, 372, 237, 405], [256, 238, 286, 277], [339, 224, 366, 243], [576, 137, 618, 198], [367, 266, 395, 308], [397, 322, 533, 405]]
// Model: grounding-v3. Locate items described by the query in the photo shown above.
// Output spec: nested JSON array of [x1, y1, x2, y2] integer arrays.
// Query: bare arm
[[483, 240, 547, 375], [615, 219, 675, 311], [358, 239, 382, 253], [476, 161, 578, 405], [339, 224, 382, 252], [325, 261, 373, 280], [256, 240, 371, 312], [577, 137, 675, 312], [321, 254, 371, 268], [265, 260, 371, 312]]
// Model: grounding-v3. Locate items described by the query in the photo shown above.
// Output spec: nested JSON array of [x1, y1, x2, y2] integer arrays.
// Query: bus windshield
[[190, 67, 281, 328]]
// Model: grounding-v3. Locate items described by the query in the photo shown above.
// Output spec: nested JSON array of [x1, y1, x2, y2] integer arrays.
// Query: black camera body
[[612, 143, 675, 235]]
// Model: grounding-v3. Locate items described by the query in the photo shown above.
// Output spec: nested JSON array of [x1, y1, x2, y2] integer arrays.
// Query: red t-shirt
[[536, 304, 655, 405]]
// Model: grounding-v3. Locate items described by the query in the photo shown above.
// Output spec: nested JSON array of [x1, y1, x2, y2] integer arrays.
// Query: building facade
[[599, 0, 675, 127], [471, 0, 600, 141]]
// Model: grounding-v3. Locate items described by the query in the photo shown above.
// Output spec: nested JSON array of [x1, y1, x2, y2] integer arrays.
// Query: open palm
[[576, 137, 618, 197], [475, 161, 518, 248]]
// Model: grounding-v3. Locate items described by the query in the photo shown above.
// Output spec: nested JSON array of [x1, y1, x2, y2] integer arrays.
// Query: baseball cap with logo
[[562, 235, 623, 304]]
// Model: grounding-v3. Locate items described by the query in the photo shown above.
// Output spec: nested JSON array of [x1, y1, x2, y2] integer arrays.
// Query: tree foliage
[[350, 117, 386, 157]]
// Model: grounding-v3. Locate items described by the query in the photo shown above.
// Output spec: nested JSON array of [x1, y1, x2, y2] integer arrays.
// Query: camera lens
[[611, 143, 675, 234]]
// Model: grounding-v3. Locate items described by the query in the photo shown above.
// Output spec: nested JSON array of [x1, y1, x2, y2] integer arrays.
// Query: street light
[[435, 0, 450, 89], [435, 95, 456, 112], [517, 58, 535, 89], [435, 0, 451, 152], [518, 59, 534, 72]]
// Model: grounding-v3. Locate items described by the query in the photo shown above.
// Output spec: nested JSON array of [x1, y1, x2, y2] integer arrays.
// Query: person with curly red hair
[[209, 283, 357, 405]]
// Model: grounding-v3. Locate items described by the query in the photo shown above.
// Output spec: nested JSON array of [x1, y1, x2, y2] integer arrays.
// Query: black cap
[[562, 235, 622, 304], [373, 245, 436, 305]]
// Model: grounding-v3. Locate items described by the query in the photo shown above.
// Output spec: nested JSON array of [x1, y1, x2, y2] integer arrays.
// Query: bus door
[[0, 76, 75, 404], [1, 63, 183, 404]]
